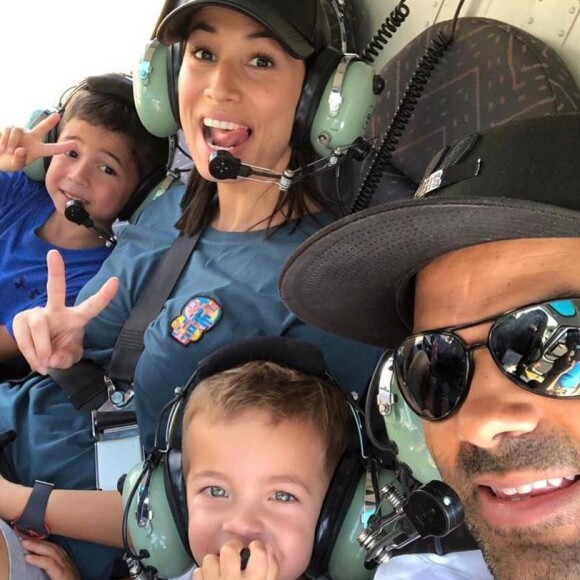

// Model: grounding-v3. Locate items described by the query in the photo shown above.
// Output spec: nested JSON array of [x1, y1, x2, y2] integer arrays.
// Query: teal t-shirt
[[0, 182, 382, 577]]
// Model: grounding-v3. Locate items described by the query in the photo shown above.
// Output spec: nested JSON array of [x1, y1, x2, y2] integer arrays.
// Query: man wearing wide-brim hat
[[280, 113, 580, 580]]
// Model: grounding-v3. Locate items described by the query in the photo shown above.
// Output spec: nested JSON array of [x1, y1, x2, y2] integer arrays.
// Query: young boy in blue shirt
[[0, 74, 168, 377]]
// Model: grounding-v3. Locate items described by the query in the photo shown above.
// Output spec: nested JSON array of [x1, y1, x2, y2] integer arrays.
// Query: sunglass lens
[[490, 307, 580, 397], [395, 333, 468, 420]]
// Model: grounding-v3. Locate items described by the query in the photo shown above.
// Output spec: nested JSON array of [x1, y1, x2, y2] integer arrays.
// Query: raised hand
[[193, 540, 279, 580], [12, 250, 119, 374], [0, 112, 76, 173]]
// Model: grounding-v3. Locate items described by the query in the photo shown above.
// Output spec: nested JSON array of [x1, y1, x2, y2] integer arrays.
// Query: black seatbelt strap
[[49, 232, 201, 412], [108, 232, 201, 385], [49, 360, 110, 412]]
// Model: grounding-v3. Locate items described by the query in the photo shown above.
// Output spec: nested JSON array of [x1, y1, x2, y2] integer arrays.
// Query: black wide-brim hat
[[280, 113, 580, 348]]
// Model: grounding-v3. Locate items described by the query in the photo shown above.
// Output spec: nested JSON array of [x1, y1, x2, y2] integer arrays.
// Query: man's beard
[[434, 427, 580, 580]]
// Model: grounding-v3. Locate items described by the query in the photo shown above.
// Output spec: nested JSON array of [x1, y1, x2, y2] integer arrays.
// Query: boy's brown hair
[[182, 360, 352, 480], [61, 86, 168, 183]]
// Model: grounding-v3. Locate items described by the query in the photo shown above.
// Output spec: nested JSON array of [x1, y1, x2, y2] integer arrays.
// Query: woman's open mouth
[[203, 117, 252, 151]]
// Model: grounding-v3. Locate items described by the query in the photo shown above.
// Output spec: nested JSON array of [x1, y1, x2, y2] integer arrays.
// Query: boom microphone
[[64, 199, 117, 248], [208, 150, 253, 180], [207, 141, 370, 190]]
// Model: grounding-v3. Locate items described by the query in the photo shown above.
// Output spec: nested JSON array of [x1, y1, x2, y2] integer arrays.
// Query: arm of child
[[0, 113, 76, 173], [193, 540, 279, 580], [22, 539, 81, 580], [12, 249, 119, 374], [0, 326, 20, 363]]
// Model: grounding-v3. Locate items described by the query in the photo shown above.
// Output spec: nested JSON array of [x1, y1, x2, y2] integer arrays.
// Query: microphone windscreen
[[208, 150, 241, 180], [64, 199, 92, 227]]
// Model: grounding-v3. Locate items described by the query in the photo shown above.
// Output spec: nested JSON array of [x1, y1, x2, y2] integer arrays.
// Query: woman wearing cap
[[0, 1, 381, 578]]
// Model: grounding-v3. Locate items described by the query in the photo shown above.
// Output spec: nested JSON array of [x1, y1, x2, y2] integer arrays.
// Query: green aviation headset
[[133, 0, 382, 156]]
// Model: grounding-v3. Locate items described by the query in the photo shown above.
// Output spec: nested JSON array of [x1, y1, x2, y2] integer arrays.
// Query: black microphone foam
[[64, 199, 93, 227], [64, 199, 117, 248], [208, 150, 251, 180]]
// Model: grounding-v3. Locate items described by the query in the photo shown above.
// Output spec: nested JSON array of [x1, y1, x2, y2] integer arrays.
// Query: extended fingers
[[41, 138, 77, 158], [30, 111, 61, 140], [45, 250, 68, 312], [72, 275, 119, 323]]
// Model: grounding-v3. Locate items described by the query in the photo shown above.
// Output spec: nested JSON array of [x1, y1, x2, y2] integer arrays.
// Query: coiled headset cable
[[360, 0, 411, 64], [349, 0, 467, 213]]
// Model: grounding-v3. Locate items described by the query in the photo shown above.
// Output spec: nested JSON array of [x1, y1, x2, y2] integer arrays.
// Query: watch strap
[[11, 480, 54, 539]]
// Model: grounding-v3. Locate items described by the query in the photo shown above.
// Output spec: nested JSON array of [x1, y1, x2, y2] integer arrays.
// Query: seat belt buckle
[[104, 375, 135, 409], [92, 410, 143, 491]]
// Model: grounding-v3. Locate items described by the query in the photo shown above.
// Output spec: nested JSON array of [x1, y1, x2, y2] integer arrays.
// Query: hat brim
[[156, 0, 314, 59], [280, 196, 580, 348]]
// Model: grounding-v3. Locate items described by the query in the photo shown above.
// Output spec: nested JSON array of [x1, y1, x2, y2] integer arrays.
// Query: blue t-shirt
[[0, 171, 111, 337], [0, 183, 382, 578]]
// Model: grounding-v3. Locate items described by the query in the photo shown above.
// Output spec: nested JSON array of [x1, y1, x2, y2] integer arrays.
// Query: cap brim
[[280, 196, 580, 348], [156, 0, 314, 59]]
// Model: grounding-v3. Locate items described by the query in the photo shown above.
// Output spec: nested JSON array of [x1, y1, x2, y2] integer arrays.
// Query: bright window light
[[0, 0, 165, 126]]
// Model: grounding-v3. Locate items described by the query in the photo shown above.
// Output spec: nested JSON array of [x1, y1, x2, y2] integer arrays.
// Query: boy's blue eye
[[205, 485, 227, 498], [273, 491, 296, 503]]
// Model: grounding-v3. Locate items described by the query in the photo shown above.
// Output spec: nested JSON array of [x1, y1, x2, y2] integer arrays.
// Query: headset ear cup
[[306, 450, 363, 578], [116, 165, 168, 221], [164, 449, 190, 549], [22, 107, 59, 181], [134, 39, 181, 138], [309, 59, 379, 157], [122, 457, 193, 578], [291, 48, 343, 153]]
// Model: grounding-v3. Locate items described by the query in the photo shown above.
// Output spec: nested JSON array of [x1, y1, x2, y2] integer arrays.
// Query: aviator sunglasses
[[393, 298, 580, 421]]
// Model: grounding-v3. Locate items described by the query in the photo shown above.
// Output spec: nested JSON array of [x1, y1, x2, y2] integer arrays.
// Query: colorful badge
[[170, 296, 222, 345]]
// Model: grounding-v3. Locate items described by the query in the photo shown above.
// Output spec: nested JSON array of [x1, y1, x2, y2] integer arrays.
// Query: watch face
[[11, 522, 50, 540]]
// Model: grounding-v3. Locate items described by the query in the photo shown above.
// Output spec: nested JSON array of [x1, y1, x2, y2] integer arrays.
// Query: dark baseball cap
[[156, 0, 331, 59]]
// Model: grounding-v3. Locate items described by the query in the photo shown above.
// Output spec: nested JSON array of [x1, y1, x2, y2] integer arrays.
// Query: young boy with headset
[[155, 338, 354, 580], [0, 74, 168, 378]]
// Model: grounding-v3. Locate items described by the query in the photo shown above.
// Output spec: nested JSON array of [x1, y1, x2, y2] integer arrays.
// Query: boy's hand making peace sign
[[13, 250, 119, 374], [0, 112, 76, 173]]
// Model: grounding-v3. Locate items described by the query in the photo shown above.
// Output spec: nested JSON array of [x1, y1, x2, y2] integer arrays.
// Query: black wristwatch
[[11, 480, 54, 539]]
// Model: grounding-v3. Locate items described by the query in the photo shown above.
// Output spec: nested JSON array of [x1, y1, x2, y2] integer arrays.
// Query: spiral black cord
[[360, 0, 411, 64], [349, 30, 452, 214]]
